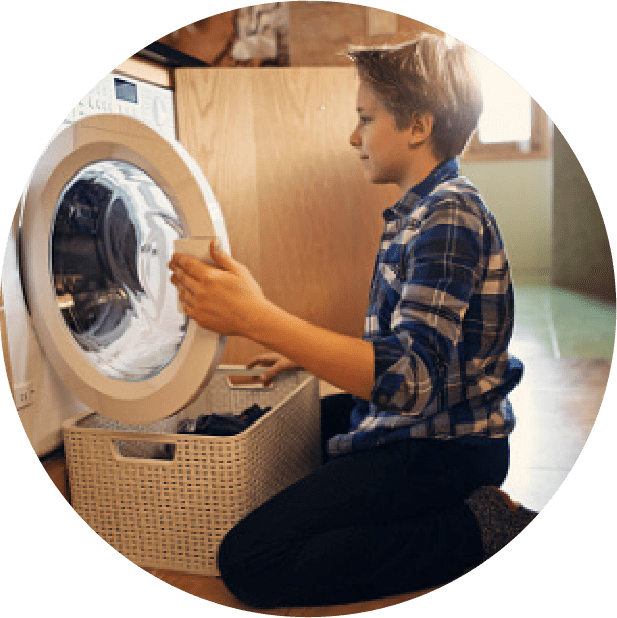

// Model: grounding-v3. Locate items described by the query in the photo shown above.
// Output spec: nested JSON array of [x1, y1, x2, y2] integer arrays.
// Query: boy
[[169, 33, 536, 608]]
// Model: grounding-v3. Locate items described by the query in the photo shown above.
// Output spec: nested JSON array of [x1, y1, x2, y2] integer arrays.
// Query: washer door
[[20, 114, 230, 424]]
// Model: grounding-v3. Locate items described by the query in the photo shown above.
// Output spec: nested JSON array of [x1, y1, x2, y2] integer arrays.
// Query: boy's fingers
[[209, 240, 243, 276], [170, 247, 239, 282], [261, 369, 276, 386], [170, 267, 202, 298], [246, 353, 277, 369], [171, 253, 208, 277]]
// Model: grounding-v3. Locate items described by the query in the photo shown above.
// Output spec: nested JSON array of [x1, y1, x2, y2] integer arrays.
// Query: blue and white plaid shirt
[[328, 158, 523, 456]]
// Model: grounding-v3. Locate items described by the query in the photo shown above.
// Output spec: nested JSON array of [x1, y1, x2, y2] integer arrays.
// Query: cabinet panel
[[176, 69, 262, 363], [176, 67, 398, 364]]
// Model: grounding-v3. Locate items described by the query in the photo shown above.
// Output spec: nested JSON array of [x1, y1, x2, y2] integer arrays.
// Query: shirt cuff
[[370, 335, 408, 409]]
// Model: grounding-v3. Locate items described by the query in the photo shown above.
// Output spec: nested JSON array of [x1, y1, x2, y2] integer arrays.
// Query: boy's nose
[[349, 125, 361, 148]]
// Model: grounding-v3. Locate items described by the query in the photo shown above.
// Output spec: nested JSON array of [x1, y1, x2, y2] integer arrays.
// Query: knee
[[217, 528, 244, 586], [218, 532, 251, 605], [217, 528, 279, 609]]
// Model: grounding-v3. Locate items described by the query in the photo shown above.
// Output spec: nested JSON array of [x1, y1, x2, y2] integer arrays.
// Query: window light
[[446, 35, 532, 145]]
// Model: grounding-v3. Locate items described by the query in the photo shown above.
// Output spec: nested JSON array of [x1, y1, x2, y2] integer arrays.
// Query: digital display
[[114, 78, 138, 104]]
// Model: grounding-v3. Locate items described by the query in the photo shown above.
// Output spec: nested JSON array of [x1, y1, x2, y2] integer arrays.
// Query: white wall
[[460, 158, 553, 284]]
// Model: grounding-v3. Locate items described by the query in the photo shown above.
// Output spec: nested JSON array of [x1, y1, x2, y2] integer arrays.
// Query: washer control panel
[[63, 73, 175, 141]]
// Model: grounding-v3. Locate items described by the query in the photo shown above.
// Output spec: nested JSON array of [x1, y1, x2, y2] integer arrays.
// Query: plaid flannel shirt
[[327, 158, 523, 457]]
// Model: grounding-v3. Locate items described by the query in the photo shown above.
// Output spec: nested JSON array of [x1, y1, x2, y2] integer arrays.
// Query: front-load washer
[[7, 112, 229, 431]]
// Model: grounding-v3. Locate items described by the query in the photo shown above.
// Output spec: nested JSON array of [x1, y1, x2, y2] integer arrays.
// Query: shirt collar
[[383, 158, 460, 221]]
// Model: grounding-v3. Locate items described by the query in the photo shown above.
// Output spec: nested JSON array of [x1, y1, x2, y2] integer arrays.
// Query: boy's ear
[[408, 111, 434, 148]]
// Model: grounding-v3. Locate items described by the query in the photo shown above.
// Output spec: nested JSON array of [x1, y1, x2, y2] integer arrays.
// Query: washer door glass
[[51, 160, 186, 382]]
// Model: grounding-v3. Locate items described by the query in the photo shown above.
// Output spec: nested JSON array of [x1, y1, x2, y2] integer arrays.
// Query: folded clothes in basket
[[176, 404, 272, 437]]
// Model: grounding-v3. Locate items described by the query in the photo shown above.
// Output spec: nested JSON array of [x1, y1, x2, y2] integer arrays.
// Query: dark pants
[[218, 394, 509, 608]]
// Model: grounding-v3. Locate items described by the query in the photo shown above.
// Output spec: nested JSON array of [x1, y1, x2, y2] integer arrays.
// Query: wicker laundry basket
[[62, 367, 321, 575]]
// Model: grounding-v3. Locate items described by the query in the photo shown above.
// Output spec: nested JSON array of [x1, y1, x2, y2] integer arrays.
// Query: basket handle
[[226, 373, 271, 390], [111, 436, 177, 462]]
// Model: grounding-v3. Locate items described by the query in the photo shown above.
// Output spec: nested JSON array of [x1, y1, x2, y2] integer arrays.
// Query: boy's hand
[[171, 242, 375, 401], [169, 240, 267, 337], [246, 353, 301, 386]]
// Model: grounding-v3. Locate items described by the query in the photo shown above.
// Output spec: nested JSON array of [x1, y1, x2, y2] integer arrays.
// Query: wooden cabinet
[[175, 67, 399, 363]]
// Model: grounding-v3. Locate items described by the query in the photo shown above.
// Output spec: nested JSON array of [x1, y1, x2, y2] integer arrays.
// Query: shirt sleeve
[[370, 194, 485, 415]]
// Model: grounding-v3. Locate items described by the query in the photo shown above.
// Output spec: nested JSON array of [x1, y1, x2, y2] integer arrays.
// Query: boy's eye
[[360, 116, 372, 123]]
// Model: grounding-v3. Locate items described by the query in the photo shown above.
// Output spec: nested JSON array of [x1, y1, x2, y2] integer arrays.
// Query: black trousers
[[218, 394, 510, 608]]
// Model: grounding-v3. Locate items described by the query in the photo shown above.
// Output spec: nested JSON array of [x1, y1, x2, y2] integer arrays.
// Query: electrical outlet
[[14, 382, 36, 410]]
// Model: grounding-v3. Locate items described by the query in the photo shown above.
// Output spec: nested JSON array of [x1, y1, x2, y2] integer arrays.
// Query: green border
[[0, 0, 615, 618]]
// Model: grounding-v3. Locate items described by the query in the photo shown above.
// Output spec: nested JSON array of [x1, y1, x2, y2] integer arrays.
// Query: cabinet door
[[175, 67, 399, 364]]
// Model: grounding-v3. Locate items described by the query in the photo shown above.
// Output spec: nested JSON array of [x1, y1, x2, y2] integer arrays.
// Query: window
[[476, 56, 531, 144], [449, 37, 551, 161]]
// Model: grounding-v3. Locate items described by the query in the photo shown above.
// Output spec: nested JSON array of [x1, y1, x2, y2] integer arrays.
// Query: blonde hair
[[348, 34, 483, 160]]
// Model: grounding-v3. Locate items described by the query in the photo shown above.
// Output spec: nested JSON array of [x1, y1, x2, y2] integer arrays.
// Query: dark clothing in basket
[[177, 404, 272, 436]]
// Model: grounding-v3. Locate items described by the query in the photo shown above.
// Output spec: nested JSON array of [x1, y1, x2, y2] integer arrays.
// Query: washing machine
[[2, 96, 230, 454]]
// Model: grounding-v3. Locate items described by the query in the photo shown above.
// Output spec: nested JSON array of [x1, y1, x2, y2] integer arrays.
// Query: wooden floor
[[139, 568, 437, 615], [45, 290, 615, 616]]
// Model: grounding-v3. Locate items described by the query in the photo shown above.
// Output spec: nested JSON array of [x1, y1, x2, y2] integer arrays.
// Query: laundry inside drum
[[51, 160, 187, 381]]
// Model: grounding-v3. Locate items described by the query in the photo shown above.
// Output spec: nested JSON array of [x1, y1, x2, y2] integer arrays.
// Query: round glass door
[[20, 114, 228, 423], [51, 160, 187, 382]]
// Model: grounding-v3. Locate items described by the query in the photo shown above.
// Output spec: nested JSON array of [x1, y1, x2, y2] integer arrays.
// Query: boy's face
[[350, 81, 418, 192]]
